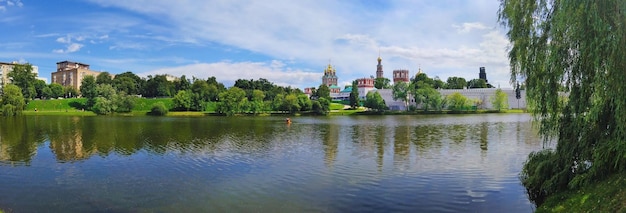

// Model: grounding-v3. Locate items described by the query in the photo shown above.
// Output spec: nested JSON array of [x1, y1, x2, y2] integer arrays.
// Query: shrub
[[149, 102, 168, 116], [2, 104, 16, 116]]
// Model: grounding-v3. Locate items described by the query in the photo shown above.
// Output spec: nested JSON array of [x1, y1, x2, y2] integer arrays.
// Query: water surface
[[0, 114, 543, 212]]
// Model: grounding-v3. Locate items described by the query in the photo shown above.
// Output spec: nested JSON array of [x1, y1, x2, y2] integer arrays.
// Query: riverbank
[[536, 172, 626, 212], [20, 98, 525, 116]]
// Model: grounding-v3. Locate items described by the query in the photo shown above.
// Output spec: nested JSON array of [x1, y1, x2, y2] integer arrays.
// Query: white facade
[[379, 88, 527, 111], [0, 62, 40, 88]]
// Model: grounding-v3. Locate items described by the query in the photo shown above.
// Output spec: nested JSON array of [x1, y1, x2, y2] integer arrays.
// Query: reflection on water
[[0, 114, 543, 212]]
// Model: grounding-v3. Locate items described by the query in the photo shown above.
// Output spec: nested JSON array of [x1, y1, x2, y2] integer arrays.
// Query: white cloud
[[84, 0, 514, 88], [137, 61, 320, 88], [453, 22, 489, 33], [53, 43, 84, 54]]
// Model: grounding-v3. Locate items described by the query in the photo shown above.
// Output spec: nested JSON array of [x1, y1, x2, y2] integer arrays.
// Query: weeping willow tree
[[498, 0, 626, 205]]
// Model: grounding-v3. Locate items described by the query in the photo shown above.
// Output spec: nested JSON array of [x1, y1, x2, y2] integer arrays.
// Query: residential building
[[51, 61, 102, 91], [0, 61, 40, 89]]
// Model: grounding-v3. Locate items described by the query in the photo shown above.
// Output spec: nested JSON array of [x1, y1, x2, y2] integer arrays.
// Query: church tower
[[322, 63, 337, 87], [376, 55, 384, 78]]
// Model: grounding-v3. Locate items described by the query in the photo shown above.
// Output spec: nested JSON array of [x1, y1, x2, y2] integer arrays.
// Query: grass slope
[[537, 173, 626, 213]]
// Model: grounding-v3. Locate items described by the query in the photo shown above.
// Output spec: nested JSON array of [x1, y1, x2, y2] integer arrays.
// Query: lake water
[[0, 114, 544, 212]]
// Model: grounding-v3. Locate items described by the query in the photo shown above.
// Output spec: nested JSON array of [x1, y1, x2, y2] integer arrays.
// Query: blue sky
[[0, 0, 514, 89]]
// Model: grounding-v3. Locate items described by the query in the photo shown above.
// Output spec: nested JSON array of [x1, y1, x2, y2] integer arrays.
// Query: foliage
[[216, 87, 247, 116], [249, 89, 266, 114], [312, 97, 330, 115], [114, 93, 136, 113], [282, 93, 300, 114], [446, 77, 467, 89], [316, 84, 330, 100], [80, 75, 98, 109], [364, 91, 387, 112], [92, 97, 114, 115], [48, 83, 65, 98], [446, 92, 471, 111], [467, 78, 488, 88], [113, 72, 143, 95], [7, 63, 37, 100], [349, 80, 359, 109], [499, 0, 626, 205], [297, 94, 312, 112], [2, 104, 16, 116], [172, 90, 193, 111], [143, 75, 173, 98], [1, 84, 25, 115], [374, 77, 391, 89], [149, 102, 168, 116], [96, 72, 113, 85], [33, 79, 47, 99], [392, 81, 410, 111], [413, 82, 443, 111], [490, 88, 509, 112]]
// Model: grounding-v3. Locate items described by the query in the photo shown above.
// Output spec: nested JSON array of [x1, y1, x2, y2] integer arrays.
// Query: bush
[[149, 102, 168, 116], [2, 104, 16, 116]]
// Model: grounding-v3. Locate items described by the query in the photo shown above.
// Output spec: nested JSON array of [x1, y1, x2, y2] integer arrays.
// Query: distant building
[[0, 61, 40, 89], [322, 63, 341, 94], [51, 61, 102, 91], [393, 69, 410, 84], [376, 56, 384, 78], [479, 67, 487, 83]]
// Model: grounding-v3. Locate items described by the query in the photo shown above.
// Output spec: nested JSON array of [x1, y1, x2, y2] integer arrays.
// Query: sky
[[0, 0, 515, 89]]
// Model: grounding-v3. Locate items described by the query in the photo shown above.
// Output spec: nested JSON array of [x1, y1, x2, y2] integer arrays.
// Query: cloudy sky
[[0, 0, 514, 89]]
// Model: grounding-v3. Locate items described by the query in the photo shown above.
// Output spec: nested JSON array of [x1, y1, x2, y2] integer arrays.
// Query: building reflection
[[0, 117, 42, 165], [320, 124, 338, 168]]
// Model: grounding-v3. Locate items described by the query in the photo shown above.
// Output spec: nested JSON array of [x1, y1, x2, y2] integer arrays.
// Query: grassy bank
[[536, 173, 626, 212]]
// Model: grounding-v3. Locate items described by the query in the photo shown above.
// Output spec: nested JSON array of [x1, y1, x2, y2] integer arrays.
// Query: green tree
[[143, 75, 173, 97], [349, 80, 359, 109], [413, 83, 442, 112], [96, 72, 113, 85], [282, 94, 300, 114], [392, 81, 410, 111], [374, 77, 391, 89], [64, 86, 78, 98], [250, 89, 266, 114], [92, 97, 114, 115], [467, 78, 488, 89], [113, 93, 135, 113], [49, 83, 65, 98], [149, 102, 168, 116], [216, 87, 247, 116], [312, 97, 330, 115], [113, 72, 143, 95], [446, 92, 470, 111], [80, 75, 98, 109], [446, 77, 467, 89], [316, 84, 330, 100], [490, 88, 509, 112], [33, 79, 47, 99], [7, 63, 36, 101], [499, 0, 626, 204], [364, 91, 387, 112], [1, 84, 25, 116], [297, 94, 312, 112], [172, 90, 193, 111]]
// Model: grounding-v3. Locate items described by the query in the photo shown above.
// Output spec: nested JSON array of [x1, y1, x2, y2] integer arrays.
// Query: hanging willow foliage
[[498, 0, 626, 205]]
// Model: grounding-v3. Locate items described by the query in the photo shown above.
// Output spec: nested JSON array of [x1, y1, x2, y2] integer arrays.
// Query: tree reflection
[[0, 117, 44, 165]]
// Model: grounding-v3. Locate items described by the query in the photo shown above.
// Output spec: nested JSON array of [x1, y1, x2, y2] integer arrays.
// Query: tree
[[49, 83, 64, 98], [446, 77, 467, 89], [1, 84, 25, 116], [349, 80, 359, 109], [364, 91, 387, 112], [114, 72, 143, 95], [490, 88, 509, 112], [316, 84, 330, 100], [7, 63, 36, 100], [499, 0, 626, 204], [392, 81, 410, 111], [96, 72, 113, 85], [312, 97, 330, 115], [64, 86, 78, 98], [467, 78, 487, 88], [80, 75, 98, 109], [297, 94, 312, 112], [374, 77, 391, 89], [172, 90, 192, 111], [413, 82, 442, 112], [216, 87, 247, 116], [250, 89, 266, 114], [282, 93, 300, 114], [143, 75, 173, 97], [174, 75, 191, 92], [446, 92, 470, 111], [33, 79, 47, 99]]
